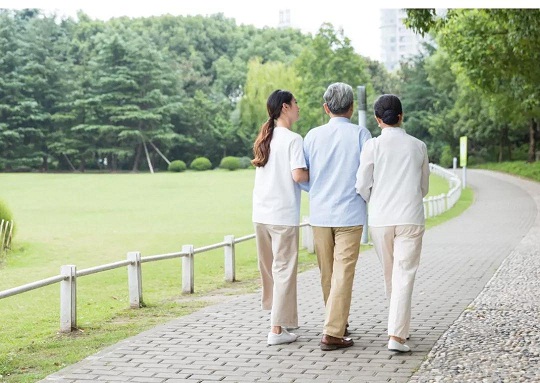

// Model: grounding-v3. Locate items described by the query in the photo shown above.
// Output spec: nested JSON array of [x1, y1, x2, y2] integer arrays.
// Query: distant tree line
[[0, 8, 537, 172]]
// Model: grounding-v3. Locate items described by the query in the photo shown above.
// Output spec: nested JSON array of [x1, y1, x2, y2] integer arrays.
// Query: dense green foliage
[[190, 156, 212, 171], [167, 160, 186, 172], [0, 8, 537, 172], [219, 156, 241, 171], [239, 156, 252, 169], [404, 9, 539, 164]]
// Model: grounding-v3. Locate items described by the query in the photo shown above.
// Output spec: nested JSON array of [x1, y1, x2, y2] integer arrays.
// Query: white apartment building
[[380, 9, 433, 71]]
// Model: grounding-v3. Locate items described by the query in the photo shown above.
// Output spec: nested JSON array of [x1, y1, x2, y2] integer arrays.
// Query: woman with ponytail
[[252, 89, 308, 345]]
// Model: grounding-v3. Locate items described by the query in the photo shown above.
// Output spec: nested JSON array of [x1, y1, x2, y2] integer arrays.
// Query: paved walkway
[[41, 169, 539, 383]]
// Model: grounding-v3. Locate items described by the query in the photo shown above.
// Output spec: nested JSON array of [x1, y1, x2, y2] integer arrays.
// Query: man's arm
[[355, 139, 374, 202]]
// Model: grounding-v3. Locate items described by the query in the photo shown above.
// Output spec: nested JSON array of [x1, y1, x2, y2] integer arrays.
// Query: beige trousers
[[313, 225, 363, 338], [254, 223, 299, 328], [370, 225, 425, 339]]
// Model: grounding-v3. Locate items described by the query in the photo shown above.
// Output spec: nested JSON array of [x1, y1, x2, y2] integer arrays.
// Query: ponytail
[[252, 118, 275, 167], [251, 89, 293, 167]]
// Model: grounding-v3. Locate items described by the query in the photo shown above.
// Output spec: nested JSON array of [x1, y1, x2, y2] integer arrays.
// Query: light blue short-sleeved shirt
[[303, 117, 372, 227]]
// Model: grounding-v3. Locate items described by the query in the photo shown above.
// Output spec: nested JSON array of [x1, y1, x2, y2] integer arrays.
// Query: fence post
[[6, 220, 13, 250], [182, 244, 194, 294], [127, 251, 143, 308], [60, 265, 77, 333], [224, 235, 236, 282], [0, 220, 6, 254], [302, 217, 314, 253], [440, 194, 445, 214]]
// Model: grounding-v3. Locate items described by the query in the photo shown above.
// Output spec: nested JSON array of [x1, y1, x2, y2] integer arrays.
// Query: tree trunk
[[528, 118, 537, 163], [79, 159, 86, 172], [498, 128, 504, 162], [41, 155, 49, 172], [132, 143, 142, 172], [497, 125, 511, 162], [62, 153, 77, 172], [111, 154, 118, 172]]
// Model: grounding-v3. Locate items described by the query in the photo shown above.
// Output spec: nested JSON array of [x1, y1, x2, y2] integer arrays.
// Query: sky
[[0, 1, 534, 62], [0, 0, 388, 60]]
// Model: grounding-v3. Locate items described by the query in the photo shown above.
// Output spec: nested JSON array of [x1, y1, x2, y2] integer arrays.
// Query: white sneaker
[[388, 339, 411, 352], [267, 328, 298, 345]]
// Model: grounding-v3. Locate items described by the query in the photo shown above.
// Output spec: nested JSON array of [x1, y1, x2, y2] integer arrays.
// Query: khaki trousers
[[254, 223, 299, 328], [370, 225, 425, 339], [313, 225, 363, 338]]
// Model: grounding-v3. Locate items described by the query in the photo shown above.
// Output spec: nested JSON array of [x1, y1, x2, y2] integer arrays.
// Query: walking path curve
[[41, 169, 539, 382]]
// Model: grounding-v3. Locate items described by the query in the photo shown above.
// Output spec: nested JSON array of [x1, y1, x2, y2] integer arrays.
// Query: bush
[[167, 160, 187, 172], [0, 199, 13, 222], [190, 157, 212, 171], [239, 156, 253, 169], [220, 156, 241, 171], [0, 199, 15, 238], [439, 145, 455, 168]]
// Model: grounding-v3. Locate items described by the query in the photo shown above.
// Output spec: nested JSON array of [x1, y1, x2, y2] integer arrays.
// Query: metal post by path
[[460, 136, 468, 189], [358, 86, 369, 245], [357, 86, 367, 129]]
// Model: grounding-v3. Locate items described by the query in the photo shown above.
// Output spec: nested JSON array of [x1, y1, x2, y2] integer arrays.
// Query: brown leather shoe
[[320, 334, 354, 351], [344, 323, 350, 337]]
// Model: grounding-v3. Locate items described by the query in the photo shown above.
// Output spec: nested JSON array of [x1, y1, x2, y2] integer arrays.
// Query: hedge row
[[167, 156, 253, 172]]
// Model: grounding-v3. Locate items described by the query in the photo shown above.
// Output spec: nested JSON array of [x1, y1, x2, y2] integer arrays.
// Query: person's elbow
[[422, 185, 429, 197], [292, 168, 309, 183], [356, 184, 370, 202], [358, 190, 370, 202]]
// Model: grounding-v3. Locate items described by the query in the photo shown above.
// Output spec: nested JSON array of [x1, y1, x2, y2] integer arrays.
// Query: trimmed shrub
[[0, 199, 15, 238], [168, 160, 187, 172], [190, 157, 212, 171], [220, 156, 241, 171], [239, 156, 253, 169], [0, 199, 13, 222]]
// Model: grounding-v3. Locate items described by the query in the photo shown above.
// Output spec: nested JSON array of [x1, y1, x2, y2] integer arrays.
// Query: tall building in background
[[278, 9, 291, 28], [380, 9, 433, 71]]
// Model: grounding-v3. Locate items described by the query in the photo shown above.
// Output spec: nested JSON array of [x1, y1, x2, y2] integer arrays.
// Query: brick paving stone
[[39, 170, 538, 383], [129, 378, 165, 383]]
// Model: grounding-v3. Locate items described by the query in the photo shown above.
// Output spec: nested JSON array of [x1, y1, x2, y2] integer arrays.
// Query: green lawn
[[0, 170, 461, 383], [474, 160, 540, 182]]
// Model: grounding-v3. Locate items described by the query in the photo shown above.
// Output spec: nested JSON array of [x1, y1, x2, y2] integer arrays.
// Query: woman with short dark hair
[[356, 94, 430, 352]]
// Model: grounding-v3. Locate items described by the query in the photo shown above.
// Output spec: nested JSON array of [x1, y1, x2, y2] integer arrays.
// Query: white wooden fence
[[0, 163, 460, 333], [424, 163, 462, 218]]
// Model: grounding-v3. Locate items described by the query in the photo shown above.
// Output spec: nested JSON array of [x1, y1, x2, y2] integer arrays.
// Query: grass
[[473, 160, 540, 182], [0, 170, 463, 383]]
